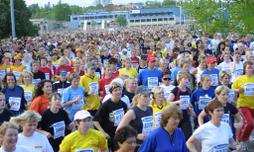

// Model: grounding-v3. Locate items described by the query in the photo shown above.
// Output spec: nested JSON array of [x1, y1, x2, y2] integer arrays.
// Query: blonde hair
[[19, 70, 33, 84], [10, 110, 41, 126], [131, 86, 149, 107], [176, 71, 190, 83], [0, 122, 19, 145], [215, 85, 230, 96]]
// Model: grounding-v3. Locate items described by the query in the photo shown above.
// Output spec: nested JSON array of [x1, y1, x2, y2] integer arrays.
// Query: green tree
[[115, 16, 127, 27], [162, 0, 175, 7], [145, 1, 162, 8], [0, 0, 38, 39], [53, 2, 71, 21]]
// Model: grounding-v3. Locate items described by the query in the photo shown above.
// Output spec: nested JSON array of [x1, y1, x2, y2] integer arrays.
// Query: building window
[[141, 19, 146, 22], [158, 18, 163, 21], [73, 17, 78, 20], [130, 20, 134, 23], [152, 19, 157, 22], [169, 17, 174, 20], [164, 18, 168, 21], [135, 19, 140, 22], [147, 19, 151, 22]]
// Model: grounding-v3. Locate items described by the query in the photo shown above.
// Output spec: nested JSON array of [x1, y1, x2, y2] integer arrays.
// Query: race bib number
[[105, 84, 110, 95], [89, 82, 99, 95], [244, 83, 254, 96], [52, 121, 65, 139], [147, 77, 158, 89], [209, 144, 228, 152], [154, 112, 162, 129], [112, 108, 125, 126], [198, 95, 211, 110], [221, 114, 230, 124], [45, 73, 50, 80], [141, 116, 153, 135], [24, 92, 33, 102], [9, 97, 21, 111], [210, 74, 219, 86], [76, 149, 94, 152], [32, 79, 41, 85], [228, 90, 235, 103], [179, 95, 190, 110]]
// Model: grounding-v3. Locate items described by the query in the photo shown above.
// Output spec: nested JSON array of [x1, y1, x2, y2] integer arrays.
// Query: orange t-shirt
[[30, 96, 49, 115]]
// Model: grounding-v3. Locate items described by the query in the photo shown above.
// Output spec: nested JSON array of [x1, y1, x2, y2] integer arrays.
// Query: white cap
[[111, 78, 124, 87], [74, 110, 92, 121]]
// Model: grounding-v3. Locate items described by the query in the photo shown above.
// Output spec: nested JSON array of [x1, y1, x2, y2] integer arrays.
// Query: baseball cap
[[206, 56, 217, 64], [74, 110, 92, 121]]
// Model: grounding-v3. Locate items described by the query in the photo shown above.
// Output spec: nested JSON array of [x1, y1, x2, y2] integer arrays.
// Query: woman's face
[[111, 87, 122, 100], [6, 75, 15, 88], [201, 77, 211, 88], [166, 115, 180, 131], [78, 117, 92, 134], [71, 78, 80, 87], [51, 96, 62, 110], [118, 136, 137, 152], [42, 82, 52, 95], [154, 91, 164, 105], [210, 107, 224, 120], [2, 128, 18, 149], [23, 120, 38, 136], [217, 90, 228, 105], [220, 75, 230, 86], [127, 80, 138, 92], [138, 94, 150, 107], [23, 74, 32, 84], [245, 64, 254, 76]]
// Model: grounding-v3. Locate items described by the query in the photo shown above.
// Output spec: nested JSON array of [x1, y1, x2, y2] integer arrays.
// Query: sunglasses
[[163, 77, 170, 81]]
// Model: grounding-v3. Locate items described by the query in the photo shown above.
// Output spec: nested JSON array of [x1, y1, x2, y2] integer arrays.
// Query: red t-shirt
[[30, 96, 49, 115], [99, 76, 114, 98]]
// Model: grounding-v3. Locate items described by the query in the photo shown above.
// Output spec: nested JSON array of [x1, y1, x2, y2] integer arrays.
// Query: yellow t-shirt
[[59, 129, 108, 152], [232, 75, 254, 108], [20, 84, 35, 102], [150, 101, 171, 129], [118, 67, 138, 78], [80, 74, 100, 110]]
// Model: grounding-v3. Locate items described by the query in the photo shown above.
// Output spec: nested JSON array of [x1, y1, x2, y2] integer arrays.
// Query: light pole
[[10, 0, 16, 38]]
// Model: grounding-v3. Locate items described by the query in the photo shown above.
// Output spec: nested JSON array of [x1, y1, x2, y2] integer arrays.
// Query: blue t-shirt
[[138, 68, 162, 89], [139, 127, 188, 152], [191, 87, 215, 115], [62, 86, 85, 121]]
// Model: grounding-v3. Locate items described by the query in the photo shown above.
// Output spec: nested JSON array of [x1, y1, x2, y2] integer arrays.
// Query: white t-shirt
[[17, 131, 54, 152], [160, 84, 175, 100], [218, 61, 231, 73], [193, 121, 233, 152], [230, 61, 243, 82], [0, 146, 29, 152]]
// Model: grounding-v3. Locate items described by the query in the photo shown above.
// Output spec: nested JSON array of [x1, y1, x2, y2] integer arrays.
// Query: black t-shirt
[[122, 89, 135, 103], [33, 71, 46, 81], [0, 109, 13, 125], [93, 98, 128, 138], [39, 108, 71, 152]]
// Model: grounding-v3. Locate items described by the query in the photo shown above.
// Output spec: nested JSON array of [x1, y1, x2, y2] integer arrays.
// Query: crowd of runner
[[0, 25, 254, 152]]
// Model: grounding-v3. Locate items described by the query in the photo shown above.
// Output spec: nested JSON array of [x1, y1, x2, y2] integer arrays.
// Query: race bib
[[179, 95, 190, 110], [32, 79, 41, 85], [112, 108, 125, 126], [89, 82, 99, 95], [198, 95, 211, 110], [9, 97, 21, 111], [45, 73, 50, 80], [147, 77, 158, 89], [221, 114, 230, 124], [141, 116, 153, 135], [154, 112, 162, 129], [228, 90, 235, 103], [105, 84, 110, 95], [24, 92, 33, 102], [244, 83, 254, 96], [76, 148, 94, 152], [210, 74, 219, 86], [52, 121, 65, 139]]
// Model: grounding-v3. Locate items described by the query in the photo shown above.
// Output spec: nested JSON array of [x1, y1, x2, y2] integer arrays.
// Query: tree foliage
[[182, 0, 254, 35], [0, 0, 38, 39], [115, 16, 127, 27], [162, 0, 175, 7]]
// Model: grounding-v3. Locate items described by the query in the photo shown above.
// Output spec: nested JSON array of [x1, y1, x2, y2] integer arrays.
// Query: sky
[[24, 0, 164, 7]]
